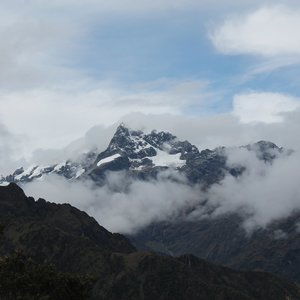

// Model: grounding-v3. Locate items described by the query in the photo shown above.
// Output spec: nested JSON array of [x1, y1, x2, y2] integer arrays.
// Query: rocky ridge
[[0, 124, 284, 187]]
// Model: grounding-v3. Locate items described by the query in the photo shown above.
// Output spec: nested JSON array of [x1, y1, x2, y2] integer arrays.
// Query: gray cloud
[[202, 148, 300, 232], [3, 95, 300, 236], [0, 0, 299, 239], [0, 7, 82, 89], [210, 4, 300, 75], [29, 124, 116, 166], [0, 122, 26, 174], [22, 145, 300, 235], [119, 106, 300, 152], [3, 88, 300, 165], [23, 171, 201, 234], [232, 92, 300, 124], [0, 79, 212, 154], [8, 0, 300, 17], [210, 5, 300, 57], [1, 0, 299, 156]]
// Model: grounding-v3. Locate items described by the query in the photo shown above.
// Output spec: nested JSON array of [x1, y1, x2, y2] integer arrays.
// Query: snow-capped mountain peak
[[0, 123, 286, 186], [94, 124, 199, 172]]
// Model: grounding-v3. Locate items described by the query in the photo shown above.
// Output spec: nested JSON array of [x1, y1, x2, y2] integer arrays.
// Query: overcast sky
[[1, 1, 300, 234], [1, 0, 300, 172]]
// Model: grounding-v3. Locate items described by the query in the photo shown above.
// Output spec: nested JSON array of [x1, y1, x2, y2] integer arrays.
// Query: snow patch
[[97, 154, 121, 167], [54, 162, 66, 171], [75, 168, 85, 178], [151, 151, 185, 167], [29, 166, 50, 179], [15, 165, 36, 180]]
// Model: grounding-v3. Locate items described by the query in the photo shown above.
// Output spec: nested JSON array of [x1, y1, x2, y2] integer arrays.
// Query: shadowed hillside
[[0, 183, 300, 300]]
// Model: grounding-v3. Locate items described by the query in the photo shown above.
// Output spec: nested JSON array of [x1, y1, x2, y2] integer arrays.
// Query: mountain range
[[0, 123, 285, 186], [1, 123, 300, 288]]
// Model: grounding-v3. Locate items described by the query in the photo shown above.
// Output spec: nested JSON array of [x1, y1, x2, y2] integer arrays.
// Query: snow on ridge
[[29, 165, 51, 179], [14, 165, 37, 180], [151, 151, 185, 168], [97, 153, 121, 167], [122, 131, 186, 168], [75, 168, 85, 178], [54, 162, 67, 171]]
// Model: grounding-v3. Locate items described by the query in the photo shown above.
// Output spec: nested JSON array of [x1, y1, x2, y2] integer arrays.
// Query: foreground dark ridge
[[0, 183, 300, 299]]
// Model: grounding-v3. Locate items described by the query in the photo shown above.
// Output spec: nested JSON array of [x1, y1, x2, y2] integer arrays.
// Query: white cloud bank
[[23, 171, 200, 234], [211, 5, 300, 57], [0, 79, 209, 155], [233, 92, 300, 123], [0, 122, 26, 174], [22, 146, 300, 235], [1, 88, 300, 171], [205, 148, 300, 232]]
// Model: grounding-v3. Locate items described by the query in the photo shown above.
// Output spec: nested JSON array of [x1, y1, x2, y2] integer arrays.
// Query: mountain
[[0, 150, 98, 184], [0, 183, 135, 267], [1, 183, 300, 300], [0, 123, 200, 184], [130, 211, 300, 283], [2, 123, 298, 285], [0, 123, 283, 186]]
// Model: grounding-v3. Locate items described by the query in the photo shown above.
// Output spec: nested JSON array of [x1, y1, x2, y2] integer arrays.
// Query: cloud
[[211, 5, 300, 58], [0, 79, 210, 155], [1, 0, 300, 237], [1, 0, 300, 158], [0, 122, 26, 174], [273, 229, 288, 240], [0, 0, 268, 89], [0, 7, 83, 89], [232, 92, 300, 124], [204, 148, 300, 231], [1, 0, 296, 91], [118, 105, 300, 152], [23, 171, 201, 234], [3, 95, 300, 174], [22, 143, 300, 235], [1, 0, 273, 17], [29, 124, 116, 166], [11, 0, 300, 17]]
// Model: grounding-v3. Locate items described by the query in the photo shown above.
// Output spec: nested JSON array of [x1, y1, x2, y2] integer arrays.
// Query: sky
[[1, 0, 300, 234], [1, 0, 300, 170]]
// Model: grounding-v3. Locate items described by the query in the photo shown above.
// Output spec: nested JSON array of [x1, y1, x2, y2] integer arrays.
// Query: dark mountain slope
[[0, 252, 94, 300], [0, 183, 135, 273], [0, 184, 300, 299], [91, 252, 300, 300], [131, 212, 300, 282]]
